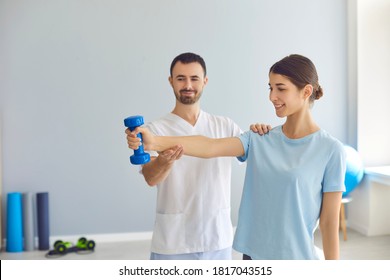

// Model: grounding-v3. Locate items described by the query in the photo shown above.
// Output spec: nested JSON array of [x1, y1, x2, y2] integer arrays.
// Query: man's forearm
[[142, 157, 174, 186]]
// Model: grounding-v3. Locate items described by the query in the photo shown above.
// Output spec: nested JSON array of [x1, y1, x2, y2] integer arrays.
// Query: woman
[[126, 54, 346, 260]]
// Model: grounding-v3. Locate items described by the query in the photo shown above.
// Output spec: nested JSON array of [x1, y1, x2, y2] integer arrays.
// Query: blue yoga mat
[[37, 192, 50, 250], [6, 192, 23, 252]]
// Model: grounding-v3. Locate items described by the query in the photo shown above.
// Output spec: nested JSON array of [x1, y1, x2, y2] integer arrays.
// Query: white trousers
[[150, 247, 232, 260]]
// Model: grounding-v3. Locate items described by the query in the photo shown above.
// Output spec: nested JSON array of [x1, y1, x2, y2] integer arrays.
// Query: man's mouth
[[180, 90, 196, 95]]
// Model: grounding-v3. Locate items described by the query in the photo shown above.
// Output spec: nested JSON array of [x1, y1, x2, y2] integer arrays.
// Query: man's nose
[[184, 79, 193, 89]]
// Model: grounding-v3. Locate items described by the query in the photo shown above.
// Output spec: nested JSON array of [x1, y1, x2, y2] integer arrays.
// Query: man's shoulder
[[201, 111, 237, 125], [147, 113, 172, 126], [144, 114, 175, 134]]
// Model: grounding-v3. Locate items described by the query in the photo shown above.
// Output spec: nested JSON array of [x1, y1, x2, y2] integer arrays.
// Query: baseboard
[[348, 221, 369, 236], [2, 231, 153, 250], [50, 231, 153, 244]]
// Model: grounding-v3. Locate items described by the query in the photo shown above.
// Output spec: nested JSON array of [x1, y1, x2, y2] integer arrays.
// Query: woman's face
[[268, 72, 310, 118]]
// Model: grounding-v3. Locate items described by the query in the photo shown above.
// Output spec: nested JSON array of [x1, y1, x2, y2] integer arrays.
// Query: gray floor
[[1, 228, 389, 260]]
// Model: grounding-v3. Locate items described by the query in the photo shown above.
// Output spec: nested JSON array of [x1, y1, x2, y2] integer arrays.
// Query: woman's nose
[[269, 91, 276, 101]]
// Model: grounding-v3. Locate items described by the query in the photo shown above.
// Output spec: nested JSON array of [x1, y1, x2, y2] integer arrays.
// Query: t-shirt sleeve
[[237, 131, 251, 162], [322, 141, 347, 193]]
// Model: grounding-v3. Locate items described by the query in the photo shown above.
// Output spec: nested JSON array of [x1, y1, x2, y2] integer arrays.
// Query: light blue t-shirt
[[233, 125, 346, 260]]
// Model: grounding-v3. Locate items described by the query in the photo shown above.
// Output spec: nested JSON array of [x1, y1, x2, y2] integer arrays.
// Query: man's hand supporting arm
[[142, 145, 183, 186]]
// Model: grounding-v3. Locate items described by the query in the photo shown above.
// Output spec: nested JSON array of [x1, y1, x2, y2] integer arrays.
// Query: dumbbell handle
[[128, 125, 146, 155]]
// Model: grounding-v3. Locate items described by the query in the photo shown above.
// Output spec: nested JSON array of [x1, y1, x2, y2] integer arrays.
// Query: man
[[138, 52, 268, 260]]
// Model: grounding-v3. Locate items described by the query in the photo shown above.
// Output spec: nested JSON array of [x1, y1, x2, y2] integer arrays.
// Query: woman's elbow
[[319, 217, 339, 233]]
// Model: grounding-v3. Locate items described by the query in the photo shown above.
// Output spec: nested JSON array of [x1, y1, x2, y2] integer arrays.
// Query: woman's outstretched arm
[[125, 126, 245, 158]]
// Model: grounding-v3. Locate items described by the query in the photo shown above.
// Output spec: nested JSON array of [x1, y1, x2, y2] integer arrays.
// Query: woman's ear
[[303, 84, 314, 100]]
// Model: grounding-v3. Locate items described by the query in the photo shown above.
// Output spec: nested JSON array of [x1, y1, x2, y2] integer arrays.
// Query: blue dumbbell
[[124, 115, 151, 165]]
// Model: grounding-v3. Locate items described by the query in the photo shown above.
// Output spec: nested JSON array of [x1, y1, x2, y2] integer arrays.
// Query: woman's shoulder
[[317, 129, 345, 151], [247, 125, 282, 135], [240, 125, 282, 143]]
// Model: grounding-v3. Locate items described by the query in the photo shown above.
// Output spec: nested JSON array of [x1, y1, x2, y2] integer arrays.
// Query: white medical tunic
[[145, 111, 242, 254]]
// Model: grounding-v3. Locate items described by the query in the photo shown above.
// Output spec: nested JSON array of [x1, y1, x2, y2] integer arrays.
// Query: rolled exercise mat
[[6, 192, 23, 252], [23, 192, 35, 251], [37, 192, 50, 250]]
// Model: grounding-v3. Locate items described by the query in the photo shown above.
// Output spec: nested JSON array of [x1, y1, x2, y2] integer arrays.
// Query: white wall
[[355, 0, 390, 166], [347, 0, 390, 237], [0, 0, 348, 237]]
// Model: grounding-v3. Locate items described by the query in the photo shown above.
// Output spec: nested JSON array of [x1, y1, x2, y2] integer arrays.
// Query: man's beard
[[175, 89, 202, 105]]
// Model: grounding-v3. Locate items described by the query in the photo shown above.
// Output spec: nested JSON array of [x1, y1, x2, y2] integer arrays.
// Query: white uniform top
[[145, 111, 242, 254]]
